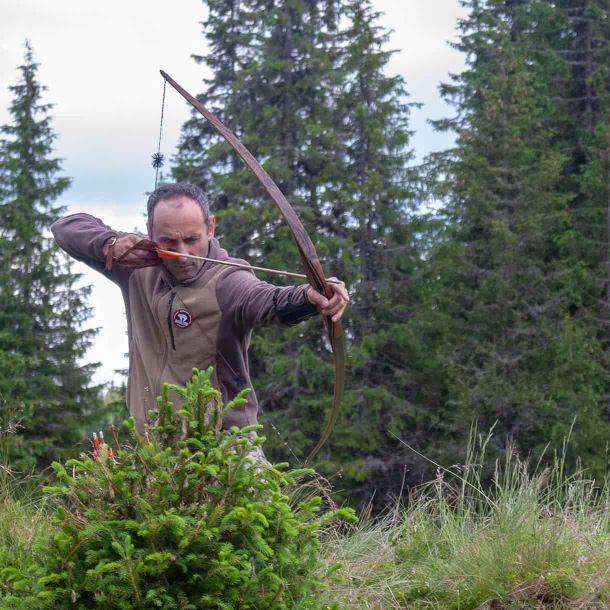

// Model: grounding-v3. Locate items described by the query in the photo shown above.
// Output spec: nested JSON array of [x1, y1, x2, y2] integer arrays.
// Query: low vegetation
[[321, 434, 610, 609], [0, 369, 355, 609], [2, 415, 608, 609]]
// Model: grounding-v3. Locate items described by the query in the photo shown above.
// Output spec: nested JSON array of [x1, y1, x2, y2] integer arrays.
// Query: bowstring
[[155, 72, 318, 467], [267, 420, 302, 466], [153, 79, 167, 190]]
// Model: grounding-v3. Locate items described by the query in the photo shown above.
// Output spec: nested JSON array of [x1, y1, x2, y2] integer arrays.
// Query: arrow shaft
[[157, 249, 342, 284]]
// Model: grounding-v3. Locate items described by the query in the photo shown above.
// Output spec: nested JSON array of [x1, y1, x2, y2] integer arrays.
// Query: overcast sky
[[0, 0, 467, 386]]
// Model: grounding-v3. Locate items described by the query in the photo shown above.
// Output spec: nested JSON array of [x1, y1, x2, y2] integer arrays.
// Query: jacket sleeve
[[51, 213, 132, 286], [216, 268, 318, 332]]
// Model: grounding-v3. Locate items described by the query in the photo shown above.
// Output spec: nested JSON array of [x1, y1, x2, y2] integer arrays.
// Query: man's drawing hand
[[103, 234, 158, 268]]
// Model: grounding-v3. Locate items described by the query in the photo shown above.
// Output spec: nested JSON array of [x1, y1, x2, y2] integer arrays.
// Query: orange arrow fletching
[[156, 247, 184, 260]]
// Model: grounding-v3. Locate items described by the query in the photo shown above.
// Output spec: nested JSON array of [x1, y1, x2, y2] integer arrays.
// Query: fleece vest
[[126, 262, 227, 433]]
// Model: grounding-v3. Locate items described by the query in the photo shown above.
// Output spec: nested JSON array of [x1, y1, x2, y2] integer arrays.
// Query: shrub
[[3, 368, 355, 609]]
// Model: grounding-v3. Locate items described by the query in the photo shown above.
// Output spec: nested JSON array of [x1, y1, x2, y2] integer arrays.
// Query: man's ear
[[207, 215, 216, 238]]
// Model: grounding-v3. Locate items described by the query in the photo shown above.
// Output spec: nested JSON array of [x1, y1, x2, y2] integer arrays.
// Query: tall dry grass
[[320, 429, 610, 609]]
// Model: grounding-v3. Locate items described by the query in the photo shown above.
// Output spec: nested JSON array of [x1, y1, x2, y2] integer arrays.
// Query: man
[[51, 182, 348, 435]]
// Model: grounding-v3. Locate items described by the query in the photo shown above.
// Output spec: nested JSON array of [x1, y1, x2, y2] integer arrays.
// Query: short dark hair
[[147, 182, 210, 225]]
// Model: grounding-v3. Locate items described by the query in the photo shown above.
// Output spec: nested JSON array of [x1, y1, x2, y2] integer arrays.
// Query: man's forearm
[[274, 286, 318, 325], [51, 213, 121, 267]]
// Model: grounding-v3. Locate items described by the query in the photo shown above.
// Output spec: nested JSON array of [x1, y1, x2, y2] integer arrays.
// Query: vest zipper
[[167, 291, 177, 351]]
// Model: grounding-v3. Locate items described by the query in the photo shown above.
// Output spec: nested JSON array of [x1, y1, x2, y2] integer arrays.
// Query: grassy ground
[[1, 440, 608, 609], [0, 471, 53, 585], [320, 439, 610, 609]]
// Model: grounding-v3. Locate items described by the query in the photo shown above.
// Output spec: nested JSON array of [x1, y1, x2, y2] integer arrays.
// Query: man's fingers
[[328, 277, 349, 302], [307, 277, 349, 323], [320, 294, 341, 313], [309, 289, 345, 311], [307, 289, 329, 308], [320, 301, 344, 318]]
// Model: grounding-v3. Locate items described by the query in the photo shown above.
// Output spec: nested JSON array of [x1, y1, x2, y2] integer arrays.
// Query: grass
[[319, 432, 610, 609], [0, 431, 608, 609], [0, 471, 53, 583]]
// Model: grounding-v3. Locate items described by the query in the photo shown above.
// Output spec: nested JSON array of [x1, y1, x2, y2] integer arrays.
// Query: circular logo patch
[[173, 308, 193, 329]]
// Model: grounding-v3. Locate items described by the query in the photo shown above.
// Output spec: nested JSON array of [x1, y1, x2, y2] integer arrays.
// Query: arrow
[[155, 248, 343, 284]]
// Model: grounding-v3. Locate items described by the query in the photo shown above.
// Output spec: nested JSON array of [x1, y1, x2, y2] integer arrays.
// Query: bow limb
[[160, 69, 344, 463]]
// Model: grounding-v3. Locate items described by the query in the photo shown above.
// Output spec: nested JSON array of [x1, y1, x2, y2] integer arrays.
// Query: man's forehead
[[154, 195, 203, 215], [152, 226, 204, 241], [156, 228, 202, 239], [151, 196, 206, 232]]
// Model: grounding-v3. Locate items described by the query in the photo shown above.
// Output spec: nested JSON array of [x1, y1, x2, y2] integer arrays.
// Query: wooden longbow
[[160, 70, 345, 464]]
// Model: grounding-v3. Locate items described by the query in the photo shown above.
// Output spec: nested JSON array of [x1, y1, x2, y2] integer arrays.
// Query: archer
[[52, 182, 348, 448]]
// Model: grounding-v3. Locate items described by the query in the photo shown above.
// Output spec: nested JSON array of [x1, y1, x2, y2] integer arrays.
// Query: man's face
[[150, 196, 216, 281]]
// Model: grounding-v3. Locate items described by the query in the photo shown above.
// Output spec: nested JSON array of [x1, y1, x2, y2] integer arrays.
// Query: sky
[[0, 0, 467, 387]]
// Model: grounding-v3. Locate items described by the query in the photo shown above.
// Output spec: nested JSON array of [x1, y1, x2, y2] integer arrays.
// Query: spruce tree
[[0, 42, 101, 472], [309, 0, 429, 507], [554, 1, 610, 345], [427, 0, 610, 476], [552, 0, 610, 473]]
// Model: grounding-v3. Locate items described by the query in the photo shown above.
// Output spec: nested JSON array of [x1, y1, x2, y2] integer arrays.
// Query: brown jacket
[[51, 213, 316, 433]]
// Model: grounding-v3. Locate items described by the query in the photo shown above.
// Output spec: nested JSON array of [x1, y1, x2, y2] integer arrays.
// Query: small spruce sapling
[[5, 367, 354, 609]]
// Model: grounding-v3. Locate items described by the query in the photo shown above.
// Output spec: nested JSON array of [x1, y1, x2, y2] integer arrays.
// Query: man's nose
[[169, 243, 188, 258]]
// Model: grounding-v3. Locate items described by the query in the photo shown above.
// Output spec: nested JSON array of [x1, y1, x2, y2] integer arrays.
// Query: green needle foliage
[[424, 0, 610, 480], [0, 42, 101, 472], [2, 368, 355, 609]]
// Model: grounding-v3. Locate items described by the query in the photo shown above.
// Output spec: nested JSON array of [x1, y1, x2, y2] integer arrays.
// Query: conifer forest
[[1, 1, 610, 608]]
